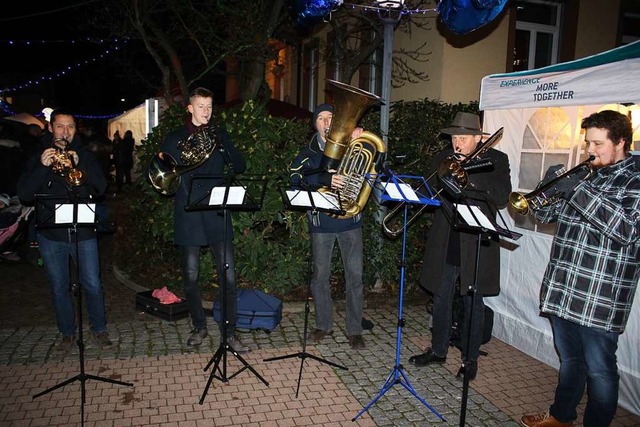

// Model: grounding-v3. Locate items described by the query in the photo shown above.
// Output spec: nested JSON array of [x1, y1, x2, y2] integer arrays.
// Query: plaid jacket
[[534, 155, 640, 333]]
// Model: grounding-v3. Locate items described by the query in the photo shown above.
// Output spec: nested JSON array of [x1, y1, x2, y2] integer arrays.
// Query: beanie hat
[[313, 103, 334, 123]]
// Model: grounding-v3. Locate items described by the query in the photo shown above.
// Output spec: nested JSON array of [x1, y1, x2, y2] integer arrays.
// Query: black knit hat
[[313, 103, 333, 122]]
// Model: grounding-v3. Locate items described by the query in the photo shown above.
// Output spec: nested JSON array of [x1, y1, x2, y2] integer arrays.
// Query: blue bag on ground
[[213, 289, 282, 333]]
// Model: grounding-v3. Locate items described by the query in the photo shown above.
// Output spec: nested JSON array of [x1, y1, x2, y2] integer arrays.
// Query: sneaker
[[93, 332, 114, 350], [521, 411, 573, 427], [186, 328, 208, 347], [55, 335, 76, 353], [347, 335, 366, 350], [228, 335, 251, 354], [308, 329, 333, 343]]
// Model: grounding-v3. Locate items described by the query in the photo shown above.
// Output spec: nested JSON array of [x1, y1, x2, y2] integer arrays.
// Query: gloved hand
[[553, 173, 583, 199], [538, 164, 565, 188]]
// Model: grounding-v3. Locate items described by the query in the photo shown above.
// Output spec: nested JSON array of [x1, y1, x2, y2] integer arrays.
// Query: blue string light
[[1, 39, 128, 93]]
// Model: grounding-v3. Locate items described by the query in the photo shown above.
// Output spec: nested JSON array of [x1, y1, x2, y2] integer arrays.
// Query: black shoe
[[361, 317, 374, 330], [347, 335, 366, 350], [409, 348, 446, 366], [186, 328, 208, 347], [308, 329, 333, 343], [228, 335, 251, 353], [456, 361, 478, 381]]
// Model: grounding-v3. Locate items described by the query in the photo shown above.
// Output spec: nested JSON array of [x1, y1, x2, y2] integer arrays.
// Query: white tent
[[107, 98, 166, 144], [479, 41, 640, 415]]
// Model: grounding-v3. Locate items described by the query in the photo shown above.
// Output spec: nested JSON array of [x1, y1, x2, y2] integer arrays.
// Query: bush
[[116, 98, 479, 300]]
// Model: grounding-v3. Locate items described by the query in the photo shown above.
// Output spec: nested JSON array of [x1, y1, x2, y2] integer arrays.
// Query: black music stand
[[263, 184, 348, 397], [183, 174, 270, 404], [353, 172, 446, 422], [441, 188, 521, 427], [31, 193, 133, 425]]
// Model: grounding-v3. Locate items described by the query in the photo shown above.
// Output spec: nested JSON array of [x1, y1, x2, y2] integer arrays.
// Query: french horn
[[147, 124, 218, 196]]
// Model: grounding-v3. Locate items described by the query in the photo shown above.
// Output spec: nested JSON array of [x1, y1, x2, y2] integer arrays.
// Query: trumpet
[[509, 155, 595, 216], [381, 127, 504, 238], [50, 138, 86, 187]]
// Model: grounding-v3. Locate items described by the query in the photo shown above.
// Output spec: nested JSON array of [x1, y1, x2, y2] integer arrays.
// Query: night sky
[[0, 2, 153, 119]]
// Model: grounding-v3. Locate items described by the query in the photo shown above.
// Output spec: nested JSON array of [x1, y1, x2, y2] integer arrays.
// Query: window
[[302, 41, 319, 111], [358, 30, 383, 95], [513, 107, 585, 233], [513, 1, 561, 71]]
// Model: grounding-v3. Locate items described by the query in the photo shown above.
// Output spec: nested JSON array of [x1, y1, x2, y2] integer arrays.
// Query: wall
[[574, 0, 621, 59]]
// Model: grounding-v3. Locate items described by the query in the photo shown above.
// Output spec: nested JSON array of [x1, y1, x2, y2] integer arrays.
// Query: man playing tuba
[[289, 103, 368, 350]]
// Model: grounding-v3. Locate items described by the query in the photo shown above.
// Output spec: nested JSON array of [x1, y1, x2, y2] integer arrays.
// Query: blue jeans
[[180, 242, 237, 335], [549, 315, 620, 427], [37, 233, 107, 337], [431, 263, 485, 362], [311, 228, 363, 336]]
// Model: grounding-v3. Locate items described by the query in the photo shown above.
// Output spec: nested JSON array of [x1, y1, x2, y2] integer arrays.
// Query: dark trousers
[[179, 242, 237, 335]]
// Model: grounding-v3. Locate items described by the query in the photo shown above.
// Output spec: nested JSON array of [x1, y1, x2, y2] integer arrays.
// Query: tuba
[[147, 123, 218, 195], [509, 155, 595, 215], [318, 79, 386, 219], [51, 138, 86, 187]]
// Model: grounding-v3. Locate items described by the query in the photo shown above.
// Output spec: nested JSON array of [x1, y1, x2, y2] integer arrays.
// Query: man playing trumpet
[[521, 110, 640, 427], [17, 108, 112, 352]]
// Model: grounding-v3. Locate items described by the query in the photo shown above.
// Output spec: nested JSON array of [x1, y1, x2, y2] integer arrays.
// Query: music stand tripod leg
[[353, 202, 445, 423], [264, 256, 347, 397], [199, 205, 269, 405], [32, 198, 132, 425]]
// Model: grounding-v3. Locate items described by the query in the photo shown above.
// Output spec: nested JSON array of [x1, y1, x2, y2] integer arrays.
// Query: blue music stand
[[353, 171, 446, 423]]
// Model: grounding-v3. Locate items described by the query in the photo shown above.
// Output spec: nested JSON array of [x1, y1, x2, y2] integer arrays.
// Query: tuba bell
[[318, 79, 386, 219], [147, 123, 218, 196]]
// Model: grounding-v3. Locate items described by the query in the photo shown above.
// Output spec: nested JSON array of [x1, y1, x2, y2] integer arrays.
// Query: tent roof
[[479, 40, 640, 111], [4, 113, 45, 129]]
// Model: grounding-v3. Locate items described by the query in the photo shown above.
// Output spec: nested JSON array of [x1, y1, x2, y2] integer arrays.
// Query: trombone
[[509, 155, 595, 215], [381, 127, 504, 238]]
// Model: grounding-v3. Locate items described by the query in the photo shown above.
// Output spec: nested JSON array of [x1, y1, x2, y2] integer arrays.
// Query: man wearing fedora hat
[[409, 111, 511, 381]]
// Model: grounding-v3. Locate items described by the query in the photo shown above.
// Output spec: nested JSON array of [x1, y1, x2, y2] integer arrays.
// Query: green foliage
[[122, 98, 479, 297]]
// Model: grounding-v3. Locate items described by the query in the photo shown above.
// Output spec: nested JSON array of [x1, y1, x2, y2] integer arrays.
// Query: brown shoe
[[347, 335, 365, 350], [521, 411, 573, 427], [308, 329, 332, 343]]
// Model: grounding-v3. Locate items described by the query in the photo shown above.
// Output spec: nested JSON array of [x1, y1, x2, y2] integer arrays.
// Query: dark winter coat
[[419, 147, 511, 297], [17, 135, 108, 242], [160, 124, 246, 246]]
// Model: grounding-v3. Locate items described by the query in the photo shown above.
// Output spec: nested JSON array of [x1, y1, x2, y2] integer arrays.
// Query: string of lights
[[342, 2, 437, 16], [1, 39, 128, 94], [0, 37, 126, 45], [0, 98, 123, 120]]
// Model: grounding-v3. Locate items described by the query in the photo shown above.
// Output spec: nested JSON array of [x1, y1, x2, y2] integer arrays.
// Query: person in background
[[521, 110, 640, 427], [16, 108, 113, 352], [289, 103, 367, 350], [115, 130, 135, 192], [409, 112, 511, 380], [160, 87, 249, 351]]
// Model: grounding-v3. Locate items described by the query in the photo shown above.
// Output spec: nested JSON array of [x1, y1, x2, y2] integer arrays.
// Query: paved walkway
[[1, 236, 639, 426]]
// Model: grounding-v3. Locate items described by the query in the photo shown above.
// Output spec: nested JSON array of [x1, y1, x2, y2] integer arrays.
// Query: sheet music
[[55, 204, 96, 224], [454, 204, 496, 231], [383, 182, 420, 202], [209, 186, 246, 206], [286, 190, 340, 210]]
